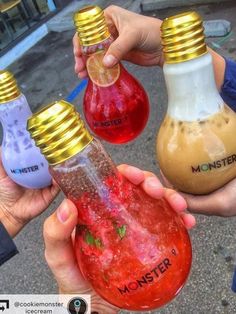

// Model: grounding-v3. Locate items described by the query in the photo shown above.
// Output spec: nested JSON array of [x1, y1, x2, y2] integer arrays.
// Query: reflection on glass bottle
[[28, 100, 192, 311], [156, 12, 236, 195], [0, 71, 51, 189], [73, 6, 150, 144]]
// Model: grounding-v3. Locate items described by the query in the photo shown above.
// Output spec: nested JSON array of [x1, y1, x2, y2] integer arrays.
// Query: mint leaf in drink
[[117, 225, 126, 239]]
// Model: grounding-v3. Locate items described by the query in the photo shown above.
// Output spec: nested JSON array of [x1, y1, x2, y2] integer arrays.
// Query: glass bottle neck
[[49, 139, 120, 203], [163, 53, 224, 121], [81, 36, 114, 57], [0, 93, 32, 126]]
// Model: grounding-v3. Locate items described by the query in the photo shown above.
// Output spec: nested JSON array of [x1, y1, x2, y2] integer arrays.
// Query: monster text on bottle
[[10, 165, 39, 174], [191, 154, 236, 173], [93, 116, 128, 129], [117, 258, 172, 295]]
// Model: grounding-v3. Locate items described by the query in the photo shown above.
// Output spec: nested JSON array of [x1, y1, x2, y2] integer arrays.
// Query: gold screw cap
[[27, 100, 93, 165], [73, 5, 111, 46], [161, 11, 207, 63], [0, 70, 21, 103]]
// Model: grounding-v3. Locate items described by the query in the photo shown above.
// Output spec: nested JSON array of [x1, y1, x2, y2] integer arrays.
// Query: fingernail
[[146, 177, 162, 189], [103, 54, 117, 67], [57, 201, 71, 223]]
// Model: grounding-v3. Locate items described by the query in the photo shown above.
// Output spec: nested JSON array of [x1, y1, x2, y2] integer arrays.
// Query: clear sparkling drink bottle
[[28, 100, 192, 311]]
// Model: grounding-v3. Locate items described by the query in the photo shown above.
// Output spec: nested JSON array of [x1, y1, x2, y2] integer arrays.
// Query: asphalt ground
[[1, 1, 236, 313]]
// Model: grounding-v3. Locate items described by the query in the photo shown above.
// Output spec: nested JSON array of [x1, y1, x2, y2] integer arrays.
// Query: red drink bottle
[[27, 100, 192, 311], [73, 6, 149, 144]]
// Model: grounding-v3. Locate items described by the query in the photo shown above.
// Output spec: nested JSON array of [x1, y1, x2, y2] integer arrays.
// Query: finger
[[104, 6, 119, 38], [141, 176, 164, 199], [49, 180, 60, 198], [117, 164, 195, 227], [74, 57, 86, 75], [103, 29, 140, 67], [117, 164, 145, 185], [164, 189, 196, 229], [78, 69, 88, 79], [73, 33, 88, 77], [118, 164, 165, 198], [180, 213, 196, 229], [44, 199, 86, 292], [164, 189, 188, 213], [73, 33, 82, 57], [41, 180, 60, 205]]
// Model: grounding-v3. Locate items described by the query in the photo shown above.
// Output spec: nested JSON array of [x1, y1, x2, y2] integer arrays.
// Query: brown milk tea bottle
[[156, 11, 236, 195]]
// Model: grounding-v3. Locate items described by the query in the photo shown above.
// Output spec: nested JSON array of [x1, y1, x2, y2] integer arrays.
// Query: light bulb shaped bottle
[[73, 6, 150, 144], [27, 100, 192, 311], [0, 71, 51, 189], [156, 12, 236, 195]]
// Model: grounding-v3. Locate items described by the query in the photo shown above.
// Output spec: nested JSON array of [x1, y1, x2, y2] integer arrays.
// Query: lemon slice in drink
[[87, 51, 120, 87]]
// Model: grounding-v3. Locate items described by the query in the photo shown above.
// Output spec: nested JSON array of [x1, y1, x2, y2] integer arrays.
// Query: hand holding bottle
[[73, 6, 150, 144], [43, 164, 195, 313], [0, 148, 59, 238], [156, 12, 236, 195], [0, 70, 52, 189], [28, 100, 192, 310], [73, 5, 163, 78], [161, 172, 236, 216], [73, 5, 225, 89], [181, 179, 236, 217]]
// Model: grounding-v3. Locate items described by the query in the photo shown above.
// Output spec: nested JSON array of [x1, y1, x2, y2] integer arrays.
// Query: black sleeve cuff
[[0, 222, 18, 266], [220, 58, 236, 112], [232, 267, 236, 293]]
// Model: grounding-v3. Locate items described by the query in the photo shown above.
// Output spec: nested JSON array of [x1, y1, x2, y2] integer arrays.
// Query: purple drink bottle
[[0, 70, 51, 189]]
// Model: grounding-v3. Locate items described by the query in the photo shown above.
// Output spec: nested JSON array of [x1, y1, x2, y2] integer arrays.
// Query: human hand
[[43, 165, 195, 313], [73, 5, 164, 78], [117, 164, 195, 228], [161, 171, 236, 217], [0, 150, 59, 237], [44, 198, 118, 314], [180, 178, 236, 217]]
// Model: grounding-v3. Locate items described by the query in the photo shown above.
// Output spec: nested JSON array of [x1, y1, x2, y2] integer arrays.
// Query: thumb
[[103, 30, 138, 67], [44, 199, 88, 293]]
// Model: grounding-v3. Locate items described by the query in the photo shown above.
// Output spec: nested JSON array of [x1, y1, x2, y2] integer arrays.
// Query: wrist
[[0, 209, 25, 238]]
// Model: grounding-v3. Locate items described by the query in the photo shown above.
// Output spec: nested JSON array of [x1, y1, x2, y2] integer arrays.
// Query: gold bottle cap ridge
[[27, 100, 93, 165], [161, 11, 207, 63], [0, 70, 21, 103], [73, 5, 111, 46]]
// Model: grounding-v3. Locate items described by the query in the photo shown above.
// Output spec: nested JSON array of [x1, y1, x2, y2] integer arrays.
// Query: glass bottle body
[[156, 53, 236, 194], [82, 37, 149, 144], [50, 139, 192, 311], [0, 94, 51, 188]]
